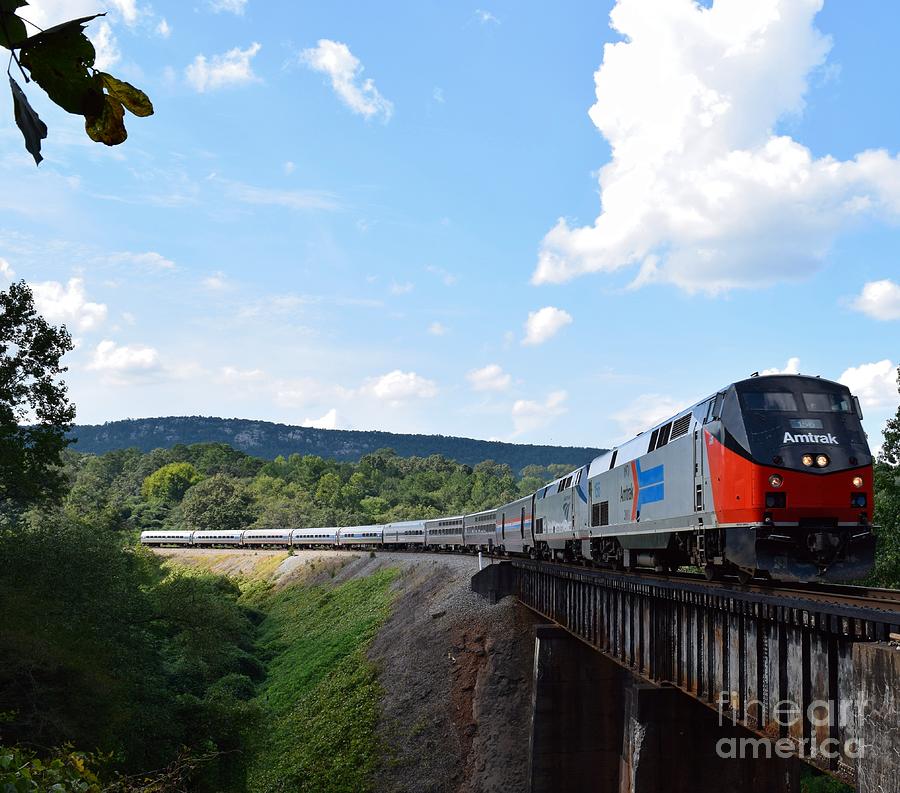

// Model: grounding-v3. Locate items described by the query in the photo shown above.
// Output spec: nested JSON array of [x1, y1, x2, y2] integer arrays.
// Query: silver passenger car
[[532, 465, 589, 558], [425, 515, 463, 549], [495, 495, 535, 555], [291, 527, 338, 546], [462, 509, 497, 551], [337, 524, 383, 546], [383, 520, 426, 547], [140, 530, 193, 546], [191, 530, 244, 547], [242, 529, 293, 547]]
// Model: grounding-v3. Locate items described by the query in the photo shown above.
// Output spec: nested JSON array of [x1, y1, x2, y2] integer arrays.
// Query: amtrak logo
[[782, 432, 838, 445]]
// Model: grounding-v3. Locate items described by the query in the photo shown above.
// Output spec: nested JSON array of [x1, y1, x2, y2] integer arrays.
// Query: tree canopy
[[0, 280, 75, 511], [871, 366, 900, 587], [142, 461, 202, 503]]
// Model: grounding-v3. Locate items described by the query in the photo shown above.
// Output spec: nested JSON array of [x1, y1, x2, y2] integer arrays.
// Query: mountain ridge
[[69, 416, 606, 472]]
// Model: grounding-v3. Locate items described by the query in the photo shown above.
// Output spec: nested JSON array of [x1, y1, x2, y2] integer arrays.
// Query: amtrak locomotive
[[142, 374, 877, 584]]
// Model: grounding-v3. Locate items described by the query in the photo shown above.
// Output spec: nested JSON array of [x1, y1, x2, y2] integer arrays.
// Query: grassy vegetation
[[800, 768, 853, 793], [244, 567, 400, 793]]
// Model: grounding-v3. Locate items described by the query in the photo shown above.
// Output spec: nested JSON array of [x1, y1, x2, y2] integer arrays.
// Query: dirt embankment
[[157, 549, 540, 792]]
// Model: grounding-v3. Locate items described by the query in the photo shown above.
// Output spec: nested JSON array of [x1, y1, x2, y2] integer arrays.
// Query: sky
[[3, 0, 900, 451]]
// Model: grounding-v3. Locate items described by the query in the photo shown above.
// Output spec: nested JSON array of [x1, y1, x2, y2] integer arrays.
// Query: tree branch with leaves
[[1, 0, 153, 164]]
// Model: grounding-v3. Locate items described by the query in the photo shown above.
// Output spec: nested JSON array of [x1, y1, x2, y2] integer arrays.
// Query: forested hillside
[[69, 416, 605, 472], [61, 444, 576, 535]]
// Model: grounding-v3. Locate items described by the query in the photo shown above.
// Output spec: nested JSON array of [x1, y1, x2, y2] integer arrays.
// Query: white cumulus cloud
[[0, 258, 14, 279], [303, 408, 339, 430], [156, 18, 171, 37], [92, 21, 120, 70], [428, 322, 448, 336], [300, 39, 393, 121], [363, 370, 438, 404], [522, 306, 572, 346], [839, 360, 897, 409], [186, 42, 261, 93], [32, 278, 107, 331], [761, 357, 801, 376], [852, 279, 900, 321], [88, 340, 159, 372], [26, 0, 139, 27], [467, 364, 511, 392], [511, 391, 567, 437], [534, 0, 900, 294]]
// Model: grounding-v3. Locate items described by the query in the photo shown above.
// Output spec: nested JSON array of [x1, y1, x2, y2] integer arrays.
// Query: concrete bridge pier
[[529, 625, 626, 792], [528, 625, 801, 793], [850, 642, 900, 793], [619, 683, 800, 793]]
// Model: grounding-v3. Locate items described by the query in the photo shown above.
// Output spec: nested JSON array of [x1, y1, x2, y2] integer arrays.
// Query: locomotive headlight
[[768, 474, 783, 488], [852, 475, 864, 488], [802, 454, 814, 467], [815, 454, 829, 468]]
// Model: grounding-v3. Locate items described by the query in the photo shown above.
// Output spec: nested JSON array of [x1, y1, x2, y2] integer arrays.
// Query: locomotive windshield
[[723, 376, 872, 470]]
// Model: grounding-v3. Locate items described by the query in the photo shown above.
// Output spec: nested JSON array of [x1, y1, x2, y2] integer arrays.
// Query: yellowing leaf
[[98, 72, 153, 117], [84, 94, 126, 145]]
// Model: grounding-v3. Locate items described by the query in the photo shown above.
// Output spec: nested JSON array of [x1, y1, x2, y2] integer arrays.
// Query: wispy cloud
[[467, 364, 511, 392], [208, 0, 247, 14], [221, 179, 340, 211], [300, 39, 393, 121], [389, 281, 414, 295], [109, 251, 176, 271], [426, 265, 456, 285], [512, 391, 566, 437], [475, 9, 500, 25]]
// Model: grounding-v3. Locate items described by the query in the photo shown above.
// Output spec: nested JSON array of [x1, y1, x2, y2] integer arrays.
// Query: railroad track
[[186, 543, 900, 615]]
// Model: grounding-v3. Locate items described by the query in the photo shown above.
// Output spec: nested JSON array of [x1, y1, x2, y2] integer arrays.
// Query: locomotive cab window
[[802, 392, 852, 413], [741, 391, 798, 412]]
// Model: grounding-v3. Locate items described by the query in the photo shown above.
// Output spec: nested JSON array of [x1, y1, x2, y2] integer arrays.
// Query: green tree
[[314, 471, 342, 508], [0, 280, 75, 513], [871, 367, 900, 587], [142, 461, 202, 502], [1, 3, 153, 164], [181, 474, 254, 531]]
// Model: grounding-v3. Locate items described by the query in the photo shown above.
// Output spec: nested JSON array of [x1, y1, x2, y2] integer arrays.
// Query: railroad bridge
[[472, 559, 900, 793]]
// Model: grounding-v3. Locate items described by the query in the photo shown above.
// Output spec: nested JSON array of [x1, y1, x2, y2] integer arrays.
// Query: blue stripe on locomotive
[[635, 459, 664, 509]]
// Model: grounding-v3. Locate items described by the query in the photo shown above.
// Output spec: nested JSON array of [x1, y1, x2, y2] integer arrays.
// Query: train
[[142, 374, 877, 584]]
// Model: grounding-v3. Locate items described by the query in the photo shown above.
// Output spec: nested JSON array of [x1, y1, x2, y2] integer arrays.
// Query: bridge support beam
[[529, 625, 625, 793], [620, 683, 800, 793]]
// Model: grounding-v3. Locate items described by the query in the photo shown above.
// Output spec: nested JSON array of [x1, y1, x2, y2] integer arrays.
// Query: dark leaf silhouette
[[9, 75, 47, 164], [18, 16, 103, 116]]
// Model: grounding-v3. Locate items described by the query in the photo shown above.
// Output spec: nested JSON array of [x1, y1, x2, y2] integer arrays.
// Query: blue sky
[[4, 0, 899, 451]]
